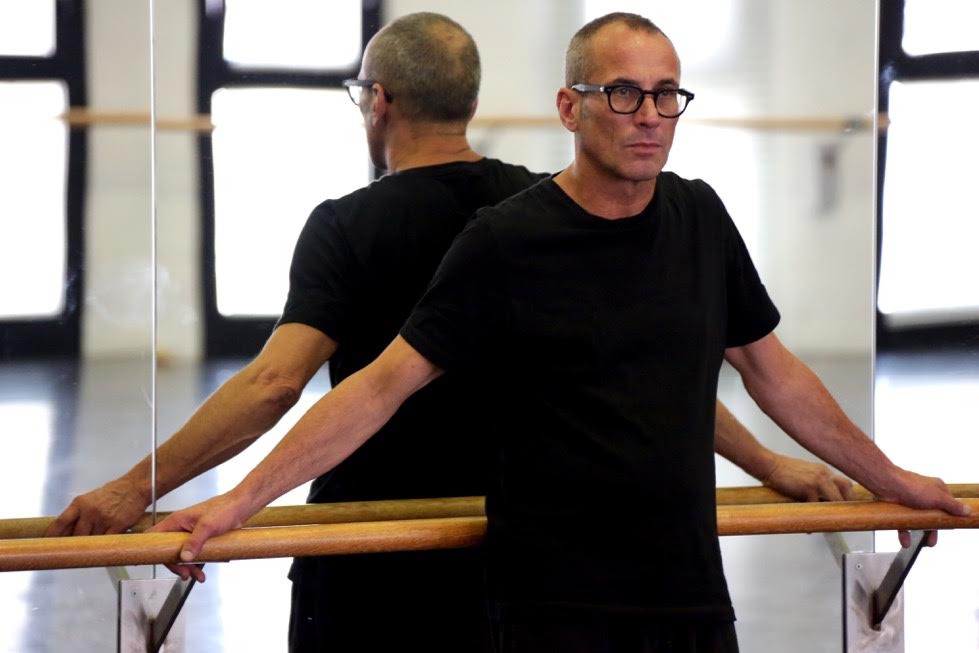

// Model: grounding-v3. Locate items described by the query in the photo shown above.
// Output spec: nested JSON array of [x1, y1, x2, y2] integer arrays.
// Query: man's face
[[573, 25, 682, 184]]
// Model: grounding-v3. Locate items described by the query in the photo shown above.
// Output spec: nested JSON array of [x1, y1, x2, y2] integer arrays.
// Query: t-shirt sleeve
[[277, 202, 363, 342], [711, 189, 781, 347], [400, 216, 505, 371]]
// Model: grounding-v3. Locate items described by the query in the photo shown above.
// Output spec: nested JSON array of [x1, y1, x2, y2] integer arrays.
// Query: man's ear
[[369, 82, 390, 127], [556, 87, 578, 133]]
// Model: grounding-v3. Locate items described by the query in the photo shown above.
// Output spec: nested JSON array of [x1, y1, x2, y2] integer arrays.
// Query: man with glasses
[[53, 11, 869, 653]]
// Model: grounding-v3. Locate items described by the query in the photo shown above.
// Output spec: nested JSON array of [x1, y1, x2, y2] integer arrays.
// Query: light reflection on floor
[[0, 349, 976, 651]]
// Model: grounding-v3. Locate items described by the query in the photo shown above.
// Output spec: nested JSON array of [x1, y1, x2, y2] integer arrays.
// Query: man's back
[[283, 158, 543, 652]]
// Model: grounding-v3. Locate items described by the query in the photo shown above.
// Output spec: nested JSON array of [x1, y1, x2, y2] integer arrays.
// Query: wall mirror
[[0, 1, 902, 651]]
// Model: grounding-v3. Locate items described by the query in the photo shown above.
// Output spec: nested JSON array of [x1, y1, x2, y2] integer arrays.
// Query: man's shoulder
[[313, 158, 543, 225], [301, 174, 429, 237], [474, 175, 553, 220], [316, 174, 412, 216], [658, 171, 719, 201]]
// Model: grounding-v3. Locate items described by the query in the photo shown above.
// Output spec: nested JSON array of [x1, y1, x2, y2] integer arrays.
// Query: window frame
[[0, 0, 86, 360], [876, 0, 979, 351], [197, 1, 382, 357]]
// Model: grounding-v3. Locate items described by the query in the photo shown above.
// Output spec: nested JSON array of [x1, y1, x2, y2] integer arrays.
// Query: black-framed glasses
[[342, 78, 393, 106], [571, 84, 694, 118]]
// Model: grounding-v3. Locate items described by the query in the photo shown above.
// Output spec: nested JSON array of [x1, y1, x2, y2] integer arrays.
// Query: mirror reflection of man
[[51, 12, 863, 653]]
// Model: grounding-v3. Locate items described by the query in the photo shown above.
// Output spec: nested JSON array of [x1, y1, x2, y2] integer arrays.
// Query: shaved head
[[566, 12, 669, 85], [365, 12, 480, 123]]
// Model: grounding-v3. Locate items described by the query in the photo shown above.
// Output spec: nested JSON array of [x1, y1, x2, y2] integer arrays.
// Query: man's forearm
[[150, 337, 444, 567], [714, 400, 776, 481], [151, 368, 303, 497], [105, 366, 300, 507], [714, 398, 855, 502], [725, 334, 966, 519], [732, 340, 899, 497], [233, 338, 442, 511], [127, 324, 335, 502], [230, 371, 403, 512]]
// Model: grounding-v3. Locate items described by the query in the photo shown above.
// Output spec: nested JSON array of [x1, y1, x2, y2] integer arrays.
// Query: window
[[211, 87, 369, 316], [903, 0, 979, 56], [223, 0, 362, 70], [197, 1, 380, 356], [0, 1, 85, 359], [877, 0, 979, 346], [0, 82, 67, 318], [0, 0, 56, 57], [878, 80, 979, 322]]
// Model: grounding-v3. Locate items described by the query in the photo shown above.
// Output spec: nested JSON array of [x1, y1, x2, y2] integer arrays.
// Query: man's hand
[[762, 453, 855, 502], [875, 469, 971, 547], [147, 492, 254, 583], [45, 477, 149, 537]]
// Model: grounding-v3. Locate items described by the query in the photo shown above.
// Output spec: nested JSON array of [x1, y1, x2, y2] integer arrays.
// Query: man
[[53, 12, 857, 653]]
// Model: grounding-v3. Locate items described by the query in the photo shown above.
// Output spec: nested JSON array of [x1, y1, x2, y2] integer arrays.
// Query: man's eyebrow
[[607, 76, 680, 88]]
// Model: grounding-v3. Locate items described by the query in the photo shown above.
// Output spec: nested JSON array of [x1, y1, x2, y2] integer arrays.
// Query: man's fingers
[[188, 564, 206, 583], [164, 563, 188, 579], [45, 505, 79, 537], [164, 562, 206, 583], [899, 529, 938, 548], [834, 476, 856, 501], [898, 530, 911, 548], [72, 514, 95, 537], [179, 524, 211, 564], [819, 478, 845, 503], [946, 497, 972, 517], [146, 512, 210, 570]]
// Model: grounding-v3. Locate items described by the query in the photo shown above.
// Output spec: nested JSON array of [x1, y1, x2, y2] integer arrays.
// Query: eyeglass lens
[[610, 87, 686, 116], [347, 86, 363, 106]]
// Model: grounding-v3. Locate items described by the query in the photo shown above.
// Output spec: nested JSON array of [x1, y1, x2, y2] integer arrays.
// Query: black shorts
[[288, 549, 491, 653], [490, 612, 739, 653]]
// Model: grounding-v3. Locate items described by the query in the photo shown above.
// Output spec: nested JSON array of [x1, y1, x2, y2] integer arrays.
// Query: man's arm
[[724, 332, 968, 519], [714, 400, 855, 501], [45, 323, 337, 537], [149, 335, 442, 580]]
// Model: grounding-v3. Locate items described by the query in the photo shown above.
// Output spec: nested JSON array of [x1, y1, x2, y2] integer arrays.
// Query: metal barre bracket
[[117, 567, 200, 653], [842, 530, 931, 652]]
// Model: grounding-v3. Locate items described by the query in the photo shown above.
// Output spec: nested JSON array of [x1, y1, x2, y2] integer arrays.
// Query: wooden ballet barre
[[0, 495, 486, 540], [3, 499, 979, 573], [56, 108, 886, 134], [4, 484, 979, 541], [0, 517, 487, 572]]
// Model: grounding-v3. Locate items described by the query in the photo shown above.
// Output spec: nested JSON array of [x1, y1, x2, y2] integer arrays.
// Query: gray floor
[[0, 349, 976, 651]]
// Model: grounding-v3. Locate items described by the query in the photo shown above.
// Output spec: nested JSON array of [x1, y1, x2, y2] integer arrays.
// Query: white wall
[[81, 0, 152, 359], [80, 1, 201, 361]]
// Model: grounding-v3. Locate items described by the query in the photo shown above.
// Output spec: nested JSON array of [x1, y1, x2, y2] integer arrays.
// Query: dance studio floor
[[0, 347, 976, 651]]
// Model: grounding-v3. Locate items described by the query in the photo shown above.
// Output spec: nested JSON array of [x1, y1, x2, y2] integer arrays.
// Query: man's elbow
[[251, 367, 305, 414]]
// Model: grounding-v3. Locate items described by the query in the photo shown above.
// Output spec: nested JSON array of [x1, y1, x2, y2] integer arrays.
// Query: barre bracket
[[117, 566, 201, 653], [842, 530, 931, 653]]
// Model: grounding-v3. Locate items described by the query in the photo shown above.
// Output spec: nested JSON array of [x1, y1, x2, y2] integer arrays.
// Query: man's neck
[[554, 159, 657, 220], [385, 122, 482, 173]]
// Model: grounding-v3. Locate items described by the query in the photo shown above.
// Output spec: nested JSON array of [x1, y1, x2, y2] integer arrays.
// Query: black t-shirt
[[279, 158, 544, 503], [401, 172, 780, 618]]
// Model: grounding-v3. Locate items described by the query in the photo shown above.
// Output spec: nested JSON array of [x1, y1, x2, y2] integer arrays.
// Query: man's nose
[[634, 94, 662, 125]]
